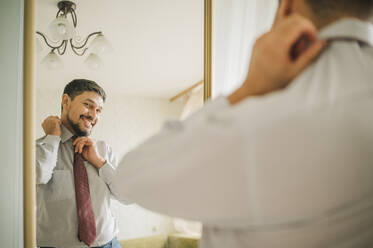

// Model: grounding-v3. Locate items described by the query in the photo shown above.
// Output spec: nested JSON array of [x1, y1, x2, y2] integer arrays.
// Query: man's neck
[[311, 14, 369, 30], [61, 118, 76, 136]]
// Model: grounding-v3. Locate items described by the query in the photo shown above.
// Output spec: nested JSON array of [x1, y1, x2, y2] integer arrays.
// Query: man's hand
[[228, 14, 327, 105], [42, 116, 62, 136], [73, 137, 106, 169]]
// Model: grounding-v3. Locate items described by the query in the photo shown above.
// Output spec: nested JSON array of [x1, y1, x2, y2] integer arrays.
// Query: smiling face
[[61, 91, 104, 136]]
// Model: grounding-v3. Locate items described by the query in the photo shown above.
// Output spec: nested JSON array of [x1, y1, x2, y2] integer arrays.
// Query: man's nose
[[87, 109, 97, 121]]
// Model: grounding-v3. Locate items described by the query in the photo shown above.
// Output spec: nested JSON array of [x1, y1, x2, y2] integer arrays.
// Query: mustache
[[80, 115, 93, 121]]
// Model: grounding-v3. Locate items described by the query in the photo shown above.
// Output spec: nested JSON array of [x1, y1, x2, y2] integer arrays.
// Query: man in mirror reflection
[[110, 0, 373, 247], [36, 79, 126, 248]]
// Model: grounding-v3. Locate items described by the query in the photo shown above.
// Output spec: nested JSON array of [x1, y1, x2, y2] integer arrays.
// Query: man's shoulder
[[240, 39, 373, 113]]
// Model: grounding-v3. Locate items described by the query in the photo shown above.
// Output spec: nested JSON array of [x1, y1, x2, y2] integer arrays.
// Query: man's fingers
[[293, 40, 328, 73], [73, 137, 85, 146], [46, 115, 61, 124], [74, 141, 80, 152], [79, 142, 85, 154], [86, 139, 94, 146], [73, 138, 83, 151], [75, 141, 85, 153], [280, 15, 317, 47], [73, 137, 92, 153], [75, 142, 80, 153], [78, 143, 83, 154]]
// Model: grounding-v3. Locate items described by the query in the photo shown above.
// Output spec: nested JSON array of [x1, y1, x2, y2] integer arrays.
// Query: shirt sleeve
[[112, 97, 252, 225], [36, 135, 61, 184], [98, 143, 133, 205]]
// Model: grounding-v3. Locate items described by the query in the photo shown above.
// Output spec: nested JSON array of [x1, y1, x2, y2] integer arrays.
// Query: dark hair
[[63, 79, 106, 102], [305, 0, 373, 19]]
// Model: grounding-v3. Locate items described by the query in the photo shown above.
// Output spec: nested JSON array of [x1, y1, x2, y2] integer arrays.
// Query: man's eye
[[83, 103, 89, 107]]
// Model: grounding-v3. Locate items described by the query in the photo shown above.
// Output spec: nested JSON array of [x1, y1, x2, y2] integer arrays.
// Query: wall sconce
[[36, 0, 111, 70]]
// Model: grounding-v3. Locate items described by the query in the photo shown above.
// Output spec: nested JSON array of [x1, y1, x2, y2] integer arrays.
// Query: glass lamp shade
[[48, 16, 74, 41], [84, 53, 102, 70], [41, 51, 63, 70], [90, 34, 111, 55]]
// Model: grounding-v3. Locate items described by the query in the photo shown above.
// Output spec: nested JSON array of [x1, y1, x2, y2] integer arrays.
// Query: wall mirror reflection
[[6, 0, 371, 247], [33, 0, 208, 247]]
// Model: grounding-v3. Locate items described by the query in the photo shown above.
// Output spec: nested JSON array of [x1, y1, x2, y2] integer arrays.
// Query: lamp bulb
[[57, 23, 67, 35]]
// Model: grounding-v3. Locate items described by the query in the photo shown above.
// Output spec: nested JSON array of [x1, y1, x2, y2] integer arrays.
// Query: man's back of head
[[307, 0, 373, 27], [278, 0, 373, 29]]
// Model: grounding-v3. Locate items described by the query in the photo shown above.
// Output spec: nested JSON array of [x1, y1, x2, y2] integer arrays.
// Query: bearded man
[[36, 79, 125, 248]]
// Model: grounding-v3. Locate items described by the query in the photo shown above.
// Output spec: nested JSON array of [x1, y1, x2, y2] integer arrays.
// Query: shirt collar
[[318, 18, 373, 47], [61, 124, 74, 143]]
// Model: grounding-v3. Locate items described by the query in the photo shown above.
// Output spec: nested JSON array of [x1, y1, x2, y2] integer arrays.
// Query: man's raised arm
[[36, 116, 61, 184], [112, 14, 327, 223]]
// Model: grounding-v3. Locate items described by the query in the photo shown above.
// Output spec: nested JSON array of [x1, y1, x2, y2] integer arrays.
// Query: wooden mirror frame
[[23, 0, 213, 247]]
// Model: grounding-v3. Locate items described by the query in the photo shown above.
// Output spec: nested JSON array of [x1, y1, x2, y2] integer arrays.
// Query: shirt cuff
[[98, 162, 115, 184], [42, 135, 61, 146], [39, 135, 61, 153]]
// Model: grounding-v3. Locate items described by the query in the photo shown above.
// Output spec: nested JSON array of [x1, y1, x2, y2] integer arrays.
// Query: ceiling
[[36, 0, 204, 99]]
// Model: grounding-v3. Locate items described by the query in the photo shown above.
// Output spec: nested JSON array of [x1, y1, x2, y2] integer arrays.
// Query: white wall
[[0, 0, 24, 247], [35, 87, 185, 240]]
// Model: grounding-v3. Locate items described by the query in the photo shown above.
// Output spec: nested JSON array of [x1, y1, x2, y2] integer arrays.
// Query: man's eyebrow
[[84, 98, 103, 109]]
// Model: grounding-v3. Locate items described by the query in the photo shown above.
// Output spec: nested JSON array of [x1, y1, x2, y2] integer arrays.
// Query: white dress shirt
[[36, 125, 129, 248], [112, 19, 373, 248]]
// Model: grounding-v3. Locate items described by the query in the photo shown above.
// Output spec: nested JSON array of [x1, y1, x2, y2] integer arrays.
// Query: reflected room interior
[[34, 0, 279, 246], [35, 0, 204, 246]]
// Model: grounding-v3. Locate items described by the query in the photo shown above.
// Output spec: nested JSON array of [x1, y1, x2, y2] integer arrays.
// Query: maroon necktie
[[73, 150, 97, 246]]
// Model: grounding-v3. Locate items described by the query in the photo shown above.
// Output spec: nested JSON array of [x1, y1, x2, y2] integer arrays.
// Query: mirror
[[212, 0, 277, 97], [24, 0, 212, 246]]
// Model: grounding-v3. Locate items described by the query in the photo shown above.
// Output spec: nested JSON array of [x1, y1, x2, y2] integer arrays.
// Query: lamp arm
[[56, 9, 62, 18], [36, 31, 65, 50], [70, 40, 88, 56], [71, 8, 78, 27], [70, 31, 102, 49], [57, 40, 68, 55]]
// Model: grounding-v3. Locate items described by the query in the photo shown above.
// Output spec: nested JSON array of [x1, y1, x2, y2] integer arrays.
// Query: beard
[[67, 113, 91, 137]]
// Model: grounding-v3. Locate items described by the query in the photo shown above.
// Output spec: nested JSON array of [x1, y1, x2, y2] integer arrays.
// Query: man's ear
[[61, 94, 71, 112], [277, 0, 294, 20]]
